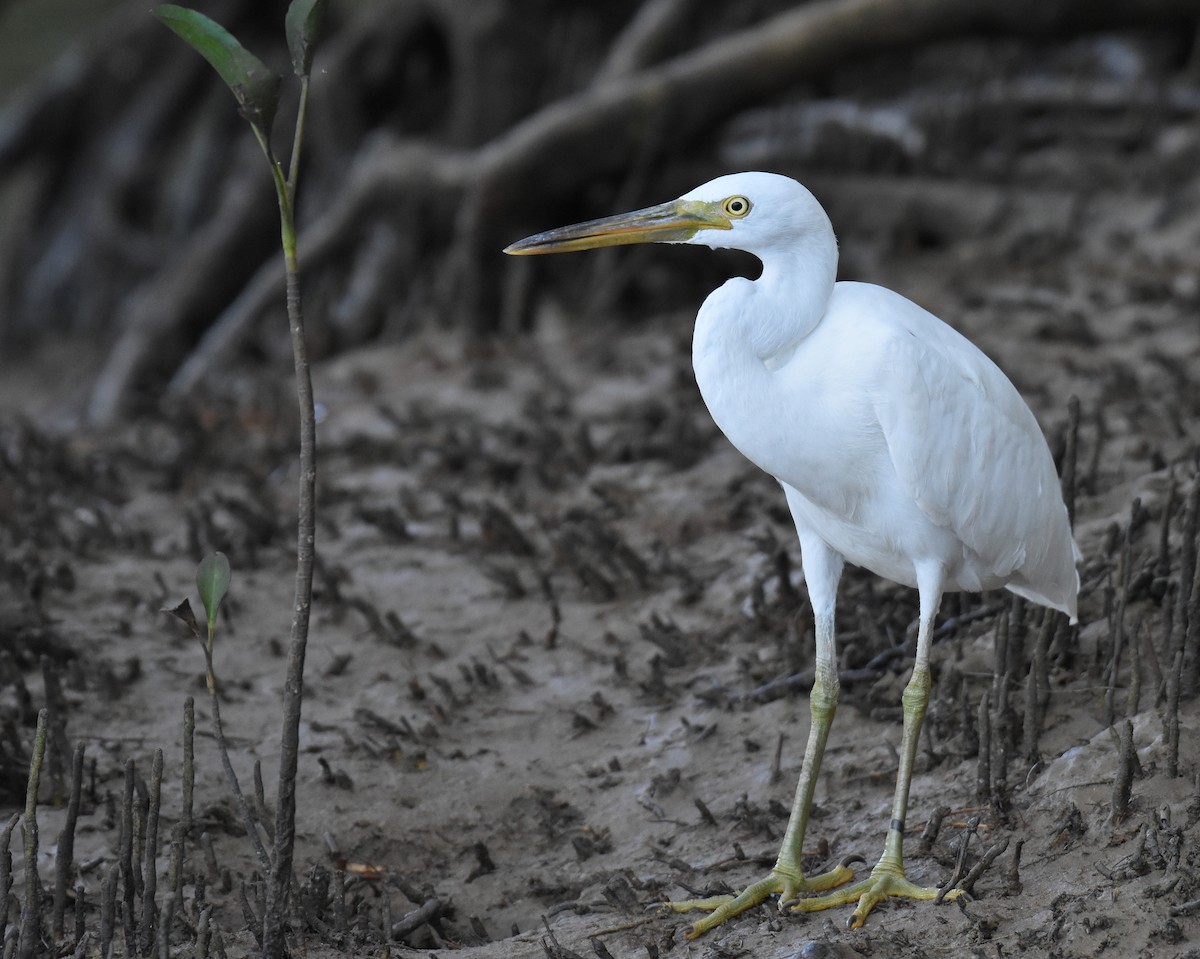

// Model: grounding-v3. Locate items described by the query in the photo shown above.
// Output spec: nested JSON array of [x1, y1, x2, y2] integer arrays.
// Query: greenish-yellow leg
[[668, 533, 855, 939], [793, 564, 962, 927], [667, 665, 854, 938]]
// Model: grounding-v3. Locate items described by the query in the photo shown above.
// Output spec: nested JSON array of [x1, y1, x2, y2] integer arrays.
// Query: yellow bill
[[503, 199, 731, 255]]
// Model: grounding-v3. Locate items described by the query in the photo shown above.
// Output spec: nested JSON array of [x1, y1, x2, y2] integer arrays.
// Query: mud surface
[[3, 28, 1200, 959]]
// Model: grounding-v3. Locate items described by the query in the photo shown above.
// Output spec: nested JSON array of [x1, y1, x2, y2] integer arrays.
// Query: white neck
[[753, 240, 837, 358], [690, 236, 837, 467]]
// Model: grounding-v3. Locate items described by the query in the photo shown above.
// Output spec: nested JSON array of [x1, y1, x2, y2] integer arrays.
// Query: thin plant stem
[[263, 82, 317, 959], [166, 18, 319, 956], [263, 227, 315, 959], [202, 634, 271, 874], [286, 75, 309, 202]]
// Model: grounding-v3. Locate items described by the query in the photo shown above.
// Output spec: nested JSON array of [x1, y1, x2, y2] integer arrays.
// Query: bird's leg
[[773, 654, 843, 886], [668, 623, 853, 937], [668, 537, 854, 938], [792, 563, 961, 927]]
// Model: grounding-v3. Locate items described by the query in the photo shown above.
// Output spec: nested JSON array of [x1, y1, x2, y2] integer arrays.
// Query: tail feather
[[1006, 532, 1081, 624]]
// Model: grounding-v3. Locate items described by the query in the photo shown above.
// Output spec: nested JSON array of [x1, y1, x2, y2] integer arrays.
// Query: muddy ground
[[3, 25, 1200, 959]]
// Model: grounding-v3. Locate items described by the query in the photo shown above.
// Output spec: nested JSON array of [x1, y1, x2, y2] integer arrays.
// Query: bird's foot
[[666, 859, 857, 939], [789, 860, 963, 928]]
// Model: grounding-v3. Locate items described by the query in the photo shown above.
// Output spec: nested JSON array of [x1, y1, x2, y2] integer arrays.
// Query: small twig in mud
[[1157, 474, 1177, 578], [1005, 838, 1024, 896], [17, 709, 47, 959], [770, 733, 785, 785], [538, 565, 561, 649], [381, 888, 397, 945], [540, 915, 589, 959], [331, 865, 347, 937], [1055, 603, 1078, 669], [587, 915, 661, 939], [1031, 606, 1056, 730], [120, 759, 137, 950], [1048, 804, 1086, 847], [1186, 771, 1200, 830], [1126, 617, 1144, 717], [1185, 551, 1200, 696], [138, 748, 164, 954], [1110, 719, 1138, 823], [200, 831, 220, 885], [72, 875, 86, 945], [253, 760, 276, 841], [40, 655, 71, 803], [196, 906, 213, 959], [1154, 586, 1175, 707], [694, 798, 718, 827], [183, 696, 195, 837], [990, 610, 1011, 803], [1061, 395, 1080, 526], [976, 691, 991, 805], [1104, 612, 1126, 728], [591, 937, 617, 959], [959, 837, 1009, 896], [1006, 596, 1027, 692], [163, 822, 187, 951], [937, 815, 979, 904], [0, 811, 18, 939], [1176, 478, 1200, 690], [99, 864, 118, 959], [957, 682, 978, 759], [392, 898, 447, 940], [1084, 405, 1105, 496], [52, 741, 85, 941], [1105, 502, 1135, 728], [1166, 649, 1183, 777], [916, 805, 950, 856], [239, 881, 263, 946], [1022, 664, 1041, 769]]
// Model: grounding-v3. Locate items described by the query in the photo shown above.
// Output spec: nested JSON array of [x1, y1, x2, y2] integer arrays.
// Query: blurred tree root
[[0, 0, 1198, 421]]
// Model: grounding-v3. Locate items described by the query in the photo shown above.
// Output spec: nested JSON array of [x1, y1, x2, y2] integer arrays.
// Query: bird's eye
[[723, 196, 751, 218]]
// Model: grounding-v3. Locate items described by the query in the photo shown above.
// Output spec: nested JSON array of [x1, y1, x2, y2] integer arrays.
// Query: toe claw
[[669, 863, 856, 937]]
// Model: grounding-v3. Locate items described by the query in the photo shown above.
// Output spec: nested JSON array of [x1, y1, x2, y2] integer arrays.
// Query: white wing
[[871, 299, 1079, 617]]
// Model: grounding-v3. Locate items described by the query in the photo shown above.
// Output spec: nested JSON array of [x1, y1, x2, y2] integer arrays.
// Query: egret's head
[[503, 171, 833, 260]]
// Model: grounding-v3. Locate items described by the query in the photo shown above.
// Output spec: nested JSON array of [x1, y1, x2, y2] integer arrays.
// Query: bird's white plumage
[[682, 173, 1078, 619], [504, 170, 1081, 931]]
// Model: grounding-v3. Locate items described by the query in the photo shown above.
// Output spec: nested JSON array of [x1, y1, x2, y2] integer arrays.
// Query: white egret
[[504, 172, 1080, 934]]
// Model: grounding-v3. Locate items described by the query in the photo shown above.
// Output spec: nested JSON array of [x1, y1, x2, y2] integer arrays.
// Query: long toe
[[790, 864, 956, 928], [669, 860, 856, 938]]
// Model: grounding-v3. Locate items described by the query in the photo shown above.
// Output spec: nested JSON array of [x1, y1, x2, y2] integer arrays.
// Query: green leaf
[[154, 4, 280, 138], [285, 0, 329, 77], [196, 552, 232, 631]]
